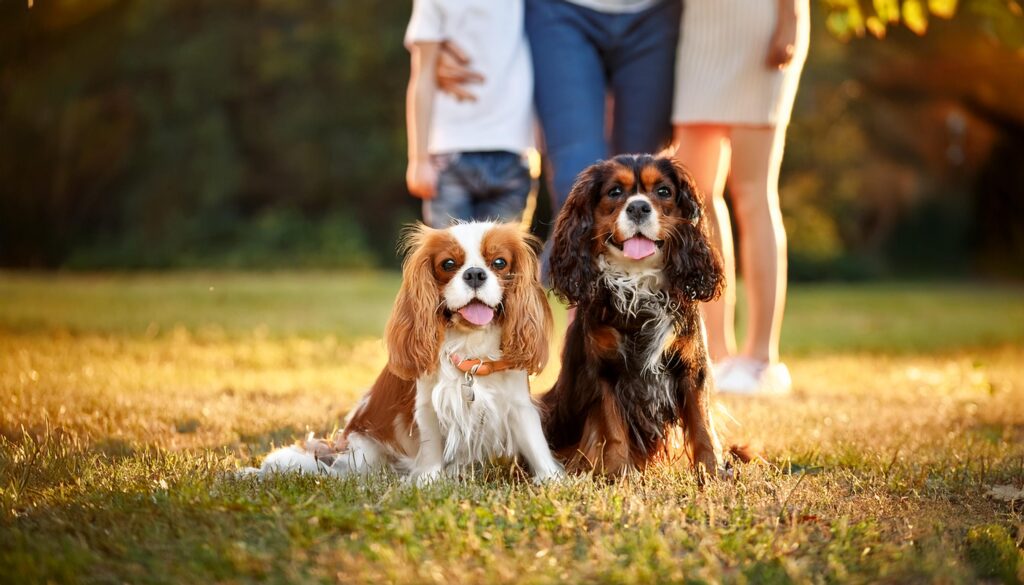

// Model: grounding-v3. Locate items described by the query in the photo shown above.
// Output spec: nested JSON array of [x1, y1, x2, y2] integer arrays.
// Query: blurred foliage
[[823, 0, 1024, 44], [0, 0, 1022, 277], [780, 2, 1024, 279], [0, 0, 415, 268]]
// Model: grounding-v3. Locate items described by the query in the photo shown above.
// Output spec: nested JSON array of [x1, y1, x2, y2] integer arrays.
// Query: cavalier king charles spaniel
[[251, 222, 563, 484], [540, 154, 731, 482]]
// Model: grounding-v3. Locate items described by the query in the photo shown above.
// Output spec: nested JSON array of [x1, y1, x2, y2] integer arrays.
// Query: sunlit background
[[2, 0, 1022, 278], [2, 3, 1024, 582]]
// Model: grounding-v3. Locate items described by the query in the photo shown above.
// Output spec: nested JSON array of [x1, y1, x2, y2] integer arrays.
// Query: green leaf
[[866, 15, 888, 37], [874, 0, 901, 22], [848, 2, 868, 35], [927, 0, 958, 19], [902, 0, 929, 34], [826, 10, 855, 41]]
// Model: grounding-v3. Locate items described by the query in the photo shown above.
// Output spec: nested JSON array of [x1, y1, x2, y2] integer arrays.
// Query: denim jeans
[[525, 0, 682, 208], [424, 151, 532, 228]]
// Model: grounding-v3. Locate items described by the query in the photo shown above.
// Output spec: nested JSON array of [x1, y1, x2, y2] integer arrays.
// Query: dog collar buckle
[[461, 363, 481, 402]]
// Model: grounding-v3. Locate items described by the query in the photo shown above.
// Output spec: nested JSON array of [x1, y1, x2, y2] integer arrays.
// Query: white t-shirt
[[405, 0, 535, 155], [564, 0, 659, 13]]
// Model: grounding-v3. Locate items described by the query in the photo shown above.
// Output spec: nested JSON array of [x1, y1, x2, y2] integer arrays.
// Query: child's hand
[[406, 159, 437, 199]]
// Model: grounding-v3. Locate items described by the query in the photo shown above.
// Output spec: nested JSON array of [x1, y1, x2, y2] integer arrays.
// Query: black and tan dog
[[541, 154, 739, 481]]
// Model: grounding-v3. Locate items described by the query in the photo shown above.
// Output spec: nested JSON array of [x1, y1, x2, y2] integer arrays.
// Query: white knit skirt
[[672, 0, 809, 127]]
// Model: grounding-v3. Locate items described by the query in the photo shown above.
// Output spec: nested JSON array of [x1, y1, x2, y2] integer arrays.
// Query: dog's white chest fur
[[425, 326, 520, 466], [599, 255, 677, 376], [249, 316, 561, 483]]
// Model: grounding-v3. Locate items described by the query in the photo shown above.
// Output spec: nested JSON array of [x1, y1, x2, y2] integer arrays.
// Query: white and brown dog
[[249, 221, 562, 484]]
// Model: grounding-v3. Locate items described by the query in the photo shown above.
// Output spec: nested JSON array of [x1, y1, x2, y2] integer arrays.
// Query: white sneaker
[[711, 358, 736, 382], [716, 358, 792, 395]]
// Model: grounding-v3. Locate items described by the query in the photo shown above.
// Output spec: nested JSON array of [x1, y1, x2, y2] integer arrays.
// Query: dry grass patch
[[1, 274, 1022, 583]]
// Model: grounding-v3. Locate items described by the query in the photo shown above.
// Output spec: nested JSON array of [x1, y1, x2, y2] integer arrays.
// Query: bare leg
[[727, 125, 788, 364], [673, 124, 735, 362]]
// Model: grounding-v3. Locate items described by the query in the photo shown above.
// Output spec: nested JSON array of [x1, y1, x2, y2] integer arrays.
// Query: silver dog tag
[[461, 364, 481, 403]]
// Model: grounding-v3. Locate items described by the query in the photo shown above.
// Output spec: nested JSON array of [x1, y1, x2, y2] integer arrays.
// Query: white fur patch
[[430, 326, 519, 467], [409, 323, 561, 482], [327, 433, 389, 475], [598, 256, 675, 375], [443, 222, 504, 312], [598, 256, 666, 318], [246, 221, 562, 484], [616, 194, 662, 241], [254, 445, 326, 475]]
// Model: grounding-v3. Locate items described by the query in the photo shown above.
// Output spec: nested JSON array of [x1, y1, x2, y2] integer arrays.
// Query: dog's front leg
[[578, 384, 632, 476], [682, 374, 725, 484], [410, 379, 446, 486], [509, 373, 564, 483]]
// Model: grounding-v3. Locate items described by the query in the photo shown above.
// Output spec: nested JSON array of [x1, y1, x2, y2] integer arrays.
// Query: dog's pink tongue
[[622, 236, 657, 260], [458, 302, 495, 326]]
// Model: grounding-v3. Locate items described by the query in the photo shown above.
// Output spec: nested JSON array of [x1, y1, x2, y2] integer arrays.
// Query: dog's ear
[[662, 158, 724, 305], [500, 228, 553, 374], [550, 163, 602, 305], [384, 224, 445, 380]]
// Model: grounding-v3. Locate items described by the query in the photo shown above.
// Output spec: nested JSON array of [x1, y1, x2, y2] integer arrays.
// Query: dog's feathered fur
[[247, 222, 562, 484], [541, 154, 731, 481]]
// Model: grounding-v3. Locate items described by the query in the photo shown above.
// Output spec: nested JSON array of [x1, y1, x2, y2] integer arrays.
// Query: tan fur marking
[[588, 326, 621, 360], [640, 165, 663, 192], [344, 367, 417, 456], [386, 225, 462, 379], [482, 223, 552, 374], [612, 167, 635, 191], [573, 384, 631, 476]]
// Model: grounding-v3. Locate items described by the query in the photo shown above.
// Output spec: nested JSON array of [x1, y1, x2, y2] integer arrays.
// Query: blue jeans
[[425, 151, 532, 228], [526, 0, 682, 208]]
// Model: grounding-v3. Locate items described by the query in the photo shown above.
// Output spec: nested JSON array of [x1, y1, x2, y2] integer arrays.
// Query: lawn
[[1, 272, 1022, 584]]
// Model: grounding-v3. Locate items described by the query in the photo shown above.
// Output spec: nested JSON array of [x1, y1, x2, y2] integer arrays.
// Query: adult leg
[[727, 125, 788, 364], [526, 0, 609, 285], [673, 124, 735, 362], [525, 0, 608, 209], [608, 0, 682, 155]]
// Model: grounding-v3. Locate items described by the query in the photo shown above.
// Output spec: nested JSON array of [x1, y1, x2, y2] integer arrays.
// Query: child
[[404, 0, 534, 228]]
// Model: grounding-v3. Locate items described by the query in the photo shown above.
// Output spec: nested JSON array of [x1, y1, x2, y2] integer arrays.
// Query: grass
[[1, 272, 1022, 584]]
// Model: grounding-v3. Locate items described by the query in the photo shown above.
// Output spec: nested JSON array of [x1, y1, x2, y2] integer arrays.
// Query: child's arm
[[406, 41, 441, 199]]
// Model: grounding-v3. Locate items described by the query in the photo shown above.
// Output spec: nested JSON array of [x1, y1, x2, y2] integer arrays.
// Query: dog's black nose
[[626, 199, 652, 223], [463, 267, 488, 289]]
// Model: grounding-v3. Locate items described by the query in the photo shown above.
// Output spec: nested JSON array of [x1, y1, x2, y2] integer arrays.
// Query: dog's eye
[[492, 258, 507, 270], [608, 186, 624, 199], [440, 259, 457, 272], [656, 186, 671, 199]]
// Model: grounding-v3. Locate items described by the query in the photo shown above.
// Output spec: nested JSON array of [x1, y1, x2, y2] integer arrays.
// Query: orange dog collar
[[449, 354, 513, 376]]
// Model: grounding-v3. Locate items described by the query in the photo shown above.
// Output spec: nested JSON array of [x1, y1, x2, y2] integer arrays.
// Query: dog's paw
[[532, 464, 566, 485], [409, 465, 445, 487], [693, 457, 726, 486], [260, 445, 322, 475]]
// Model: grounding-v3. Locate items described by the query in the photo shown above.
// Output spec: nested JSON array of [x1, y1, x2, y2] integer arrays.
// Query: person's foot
[[716, 358, 792, 395], [711, 358, 736, 382]]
